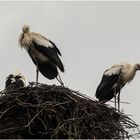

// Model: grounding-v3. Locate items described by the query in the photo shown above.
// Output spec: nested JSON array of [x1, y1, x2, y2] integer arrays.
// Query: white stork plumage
[[5, 71, 26, 90], [95, 62, 140, 111], [19, 25, 64, 86]]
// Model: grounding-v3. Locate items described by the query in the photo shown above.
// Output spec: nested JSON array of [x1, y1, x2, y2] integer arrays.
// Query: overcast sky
[[0, 1, 140, 125]]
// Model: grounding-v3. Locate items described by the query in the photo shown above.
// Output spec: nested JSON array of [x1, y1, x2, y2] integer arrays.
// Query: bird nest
[[0, 84, 139, 139]]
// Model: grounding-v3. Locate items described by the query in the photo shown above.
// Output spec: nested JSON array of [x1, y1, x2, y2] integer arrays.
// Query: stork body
[[5, 71, 26, 90], [19, 25, 64, 86], [95, 62, 140, 111]]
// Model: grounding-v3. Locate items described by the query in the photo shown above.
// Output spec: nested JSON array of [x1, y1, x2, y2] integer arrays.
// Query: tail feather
[[95, 74, 119, 102], [97, 87, 115, 102], [57, 58, 64, 72], [38, 62, 58, 80]]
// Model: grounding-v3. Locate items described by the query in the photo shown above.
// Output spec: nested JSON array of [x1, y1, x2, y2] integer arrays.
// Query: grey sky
[[0, 1, 140, 124]]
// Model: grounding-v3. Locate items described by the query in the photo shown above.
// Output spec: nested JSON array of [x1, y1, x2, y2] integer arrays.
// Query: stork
[[95, 62, 140, 111], [19, 25, 64, 86], [5, 71, 26, 90]]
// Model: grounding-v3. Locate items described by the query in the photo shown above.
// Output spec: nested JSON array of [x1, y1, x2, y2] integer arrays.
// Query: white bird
[[5, 71, 26, 90], [95, 62, 140, 111], [19, 25, 64, 86]]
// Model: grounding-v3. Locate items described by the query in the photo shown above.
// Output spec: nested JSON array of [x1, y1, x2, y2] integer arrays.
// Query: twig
[[25, 106, 46, 128]]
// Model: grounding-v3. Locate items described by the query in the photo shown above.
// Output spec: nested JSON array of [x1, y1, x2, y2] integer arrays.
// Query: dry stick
[[0, 106, 14, 119], [53, 101, 72, 107], [108, 100, 130, 104], [0, 127, 22, 133], [37, 115, 47, 131], [25, 106, 46, 128], [66, 94, 78, 103], [16, 98, 37, 107], [26, 107, 36, 135]]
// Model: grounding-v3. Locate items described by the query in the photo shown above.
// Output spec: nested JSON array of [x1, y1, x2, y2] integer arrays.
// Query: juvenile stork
[[5, 71, 26, 90], [19, 25, 64, 86], [95, 62, 140, 111]]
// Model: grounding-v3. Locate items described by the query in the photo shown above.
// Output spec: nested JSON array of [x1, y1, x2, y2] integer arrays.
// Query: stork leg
[[114, 89, 117, 109], [114, 94, 117, 109], [56, 73, 64, 86], [117, 91, 121, 111], [36, 66, 39, 87]]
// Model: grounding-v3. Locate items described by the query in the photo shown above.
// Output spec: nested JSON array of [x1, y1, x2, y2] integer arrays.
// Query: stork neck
[[127, 65, 137, 82], [132, 65, 137, 74], [122, 65, 136, 84]]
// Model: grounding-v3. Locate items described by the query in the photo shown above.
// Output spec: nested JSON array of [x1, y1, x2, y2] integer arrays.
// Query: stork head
[[19, 25, 31, 48], [22, 25, 30, 34], [14, 71, 26, 85], [135, 63, 140, 70]]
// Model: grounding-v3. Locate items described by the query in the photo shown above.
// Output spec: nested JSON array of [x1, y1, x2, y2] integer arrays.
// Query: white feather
[[104, 65, 123, 76], [11, 78, 16, 83], [13, 71, 26, 86], [31, 33, 53, 48]]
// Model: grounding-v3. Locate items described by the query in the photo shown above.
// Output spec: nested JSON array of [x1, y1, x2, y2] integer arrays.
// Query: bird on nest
[[95, 61, 140, 111], [5, 71, 26, 90], [19, 25, 65, 86]]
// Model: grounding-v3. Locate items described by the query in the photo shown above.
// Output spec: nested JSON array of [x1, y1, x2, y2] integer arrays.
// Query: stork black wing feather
[[49, 40, 62, 56], [32, 41, 64, 72], [38, 62, 58, 79], [95, 74, 119, 102]]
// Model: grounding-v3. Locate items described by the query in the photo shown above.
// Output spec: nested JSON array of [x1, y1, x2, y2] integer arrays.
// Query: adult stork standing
[[95, 62, 140, 111], [19, 25, 64, 86]]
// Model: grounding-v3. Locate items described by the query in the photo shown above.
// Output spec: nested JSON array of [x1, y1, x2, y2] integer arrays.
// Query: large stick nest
[[0, 84, 139, 139]]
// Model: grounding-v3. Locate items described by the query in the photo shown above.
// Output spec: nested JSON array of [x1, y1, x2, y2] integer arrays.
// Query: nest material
[[0, 84, 139, 139]]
